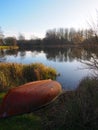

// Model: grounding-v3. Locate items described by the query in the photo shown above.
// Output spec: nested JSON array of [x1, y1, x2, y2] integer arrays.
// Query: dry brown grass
[[0, 63, 57, 92], [35, 77, 98, 130]]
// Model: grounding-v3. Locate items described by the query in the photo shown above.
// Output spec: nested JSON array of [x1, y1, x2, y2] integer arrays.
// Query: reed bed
[[0, 63, 57, 92]]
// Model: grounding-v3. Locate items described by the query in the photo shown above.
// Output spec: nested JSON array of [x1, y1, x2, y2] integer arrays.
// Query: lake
[[0, 47, 96, 90]]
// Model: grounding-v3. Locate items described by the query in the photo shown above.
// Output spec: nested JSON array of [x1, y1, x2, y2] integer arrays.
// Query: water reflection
[[44, 47, 97, 62], [1, 47, 98, 62], [19, 50, 26, 58], [0, 49, 6, 62], [0, 47, 98, 89]]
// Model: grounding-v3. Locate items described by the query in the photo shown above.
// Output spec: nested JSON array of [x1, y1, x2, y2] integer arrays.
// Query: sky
[[0, 0, 98, 39]]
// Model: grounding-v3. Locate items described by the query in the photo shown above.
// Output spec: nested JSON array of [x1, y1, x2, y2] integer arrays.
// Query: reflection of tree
[[0, 49, 5, 57], [19, 50, 26, 58], [0, 50, 6, 61], [0, 49, 18, 61], [31, 51, 40, 57], [45, 48, 60, 61], [43, 47, 98, 63], [5, 50, 18, 57]]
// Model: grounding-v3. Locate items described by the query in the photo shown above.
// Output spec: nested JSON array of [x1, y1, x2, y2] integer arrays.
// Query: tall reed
[[0, 63, 57, 92]]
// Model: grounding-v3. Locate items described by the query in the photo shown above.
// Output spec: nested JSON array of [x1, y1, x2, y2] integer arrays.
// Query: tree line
[[0, 26, 98, 48], [44, 27, 97, 44]]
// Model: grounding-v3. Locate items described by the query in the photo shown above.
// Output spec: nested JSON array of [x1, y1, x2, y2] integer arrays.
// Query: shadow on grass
[[0, 113, 42, 130]]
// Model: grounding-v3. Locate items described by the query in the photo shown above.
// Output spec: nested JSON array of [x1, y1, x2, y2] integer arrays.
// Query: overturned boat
[[0, 79, 62, 118]]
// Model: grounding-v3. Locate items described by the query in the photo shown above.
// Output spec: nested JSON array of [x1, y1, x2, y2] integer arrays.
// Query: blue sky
[[0, 0, 98, 39]]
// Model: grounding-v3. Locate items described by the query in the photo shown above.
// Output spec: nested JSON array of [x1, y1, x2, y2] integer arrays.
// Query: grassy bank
[[36, 77, 98, 130], [0, 45, 19, 50], [0, 112, 42, 130], [0, 63, 57, 92]]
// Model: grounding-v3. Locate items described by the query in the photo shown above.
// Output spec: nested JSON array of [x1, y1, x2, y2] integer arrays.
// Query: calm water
[[0, 47, 96, 90]]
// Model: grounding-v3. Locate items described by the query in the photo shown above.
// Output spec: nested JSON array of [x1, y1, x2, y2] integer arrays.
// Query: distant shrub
[[0, 63, 57, 92]]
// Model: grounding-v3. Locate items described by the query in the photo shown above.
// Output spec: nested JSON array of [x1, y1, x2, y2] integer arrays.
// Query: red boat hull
[[0, 79, 62, 118]]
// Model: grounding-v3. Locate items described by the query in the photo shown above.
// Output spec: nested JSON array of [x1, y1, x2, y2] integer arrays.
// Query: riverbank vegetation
[[35, 77, 98, 130], [0, 45, 19, 50], [0, 63, 57, 92], [0, 112, 42, 130]]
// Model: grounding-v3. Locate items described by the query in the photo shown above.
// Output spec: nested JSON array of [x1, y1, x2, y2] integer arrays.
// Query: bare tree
[[18, 33, 25, 40], [0, 27, 4, 39], [81, 54, 98, 77], [0, 27, 4, 45], [87, 10, 98, 42]]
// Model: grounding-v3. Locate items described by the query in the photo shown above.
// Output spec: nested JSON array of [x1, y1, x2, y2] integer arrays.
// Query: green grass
[[0, 92, 42, 130], [0, 63, 57, 92], [0, 114, 42, 130]]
